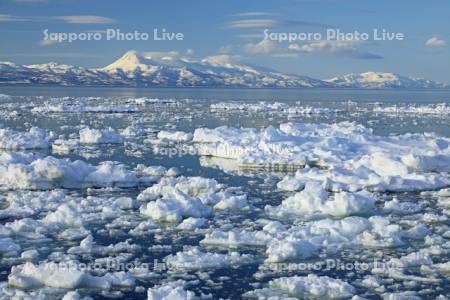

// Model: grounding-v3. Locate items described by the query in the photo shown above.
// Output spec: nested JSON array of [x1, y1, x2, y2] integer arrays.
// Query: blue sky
[[0, 0, 449, 82]]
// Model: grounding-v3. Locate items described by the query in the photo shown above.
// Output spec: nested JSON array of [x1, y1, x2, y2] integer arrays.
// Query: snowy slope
[[325, 72, 448, 89]]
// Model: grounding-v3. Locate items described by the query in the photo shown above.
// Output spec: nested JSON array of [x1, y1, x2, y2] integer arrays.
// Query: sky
[[0, 0, 449, 82]]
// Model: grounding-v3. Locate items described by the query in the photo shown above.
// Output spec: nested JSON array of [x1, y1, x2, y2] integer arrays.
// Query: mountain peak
[[101, 50, 154, 73], [119, 50, 141, 62]]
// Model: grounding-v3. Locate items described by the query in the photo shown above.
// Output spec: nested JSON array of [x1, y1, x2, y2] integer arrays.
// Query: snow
[[325, 72, 447, 89]]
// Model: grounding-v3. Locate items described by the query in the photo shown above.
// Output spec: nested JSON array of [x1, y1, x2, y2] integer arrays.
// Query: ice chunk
[[147, 282, 195, 300], [266, 238, 319, 262], [79, 127, 124, 144], [165, 247, 252, 270], [0, 237, 21, 256], [8, 262, 86, 289], [43, 204, 83, 227], [244, 274, 355, 299], [0, 127, 53, 150], [157, 130, 192, 142], [266, 182, 374, 218], [176, 217, 207, 230], [0, 155, 140, 190]]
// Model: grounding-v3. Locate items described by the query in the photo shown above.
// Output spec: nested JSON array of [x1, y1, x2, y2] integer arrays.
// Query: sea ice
[[244, 274, 355, 299], [266, 182, 375, 219], [0, 127, 54, 150], [165, 247, 252, 270], [193, 122, 450, 191], [79, 127, 124, 144], [157, 130, 193, 142]]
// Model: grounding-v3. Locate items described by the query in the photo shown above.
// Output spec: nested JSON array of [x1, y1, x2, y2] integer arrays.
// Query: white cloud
[[288, 40, 361, 53], [0, 14, 115, 24], [225, 19, 280, 29], [201, 54, 242, 65], [243, 39, 284, 54], [142, 51, 180, 60], [235, 33, 265, 40], [231, 12, 275, 17], [289, 40, 382, 59], [0, 14, 30, 21], [425, 37, 446, 47], [240, 39, 382, 59], [55, 15, 116, 24], [243, 39, 298, 58], [219, 45, 234, 54]]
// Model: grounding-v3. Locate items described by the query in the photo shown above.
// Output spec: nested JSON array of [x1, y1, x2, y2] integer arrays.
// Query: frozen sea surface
[[0, 87, 449, 300]]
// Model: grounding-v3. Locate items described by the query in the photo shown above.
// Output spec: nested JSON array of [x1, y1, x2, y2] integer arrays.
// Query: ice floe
[[0, 154, 143, 189], [79, 127, 124, 144], [194, 122, 450, 191], [157, 130, 193, 142], [139, 176, 248, 222], [0, 127, 54, 150], [244, 274, 356, 299], [165, 247, 253, 270], [266, 182, 375, 219], [373, 103, 450, 115]]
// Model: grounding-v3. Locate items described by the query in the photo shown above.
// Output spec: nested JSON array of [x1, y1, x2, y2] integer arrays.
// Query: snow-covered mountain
[[0, 51, 447, 88], [0, 51, 326, 88], [325, 72, 448, 89]]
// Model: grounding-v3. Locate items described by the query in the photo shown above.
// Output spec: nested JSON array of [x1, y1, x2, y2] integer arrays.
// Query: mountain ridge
[[0, 50, 447, 89]]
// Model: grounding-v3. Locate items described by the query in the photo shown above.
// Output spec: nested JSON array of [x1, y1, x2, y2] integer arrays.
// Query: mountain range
[[0, 50, 447, 89]]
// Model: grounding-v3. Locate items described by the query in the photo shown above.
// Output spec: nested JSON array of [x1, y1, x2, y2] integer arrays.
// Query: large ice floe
[[194, 122, 450, 191]]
